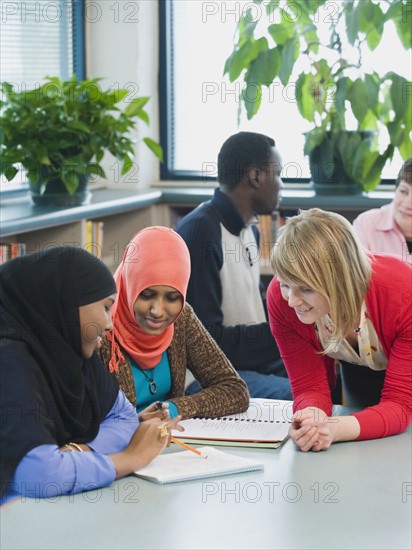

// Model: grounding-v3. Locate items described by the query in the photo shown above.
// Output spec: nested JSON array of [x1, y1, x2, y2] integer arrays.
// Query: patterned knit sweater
[[100, 303, 249, 419]]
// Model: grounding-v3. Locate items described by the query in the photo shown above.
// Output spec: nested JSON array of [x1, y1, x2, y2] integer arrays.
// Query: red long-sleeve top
[[267, 254, 412, 440]]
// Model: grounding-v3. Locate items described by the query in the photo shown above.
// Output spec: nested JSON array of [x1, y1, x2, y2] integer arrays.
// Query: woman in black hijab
[[1, 246, 181, 505]]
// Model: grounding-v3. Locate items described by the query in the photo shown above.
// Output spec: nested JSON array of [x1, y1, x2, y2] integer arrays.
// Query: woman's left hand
[[305, 418, 339, 451], [291, 407, 338, 452], [138, 401, 170, 422]]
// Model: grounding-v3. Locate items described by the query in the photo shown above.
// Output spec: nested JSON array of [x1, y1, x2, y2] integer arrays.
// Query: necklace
[[139, 368, 157, 394]]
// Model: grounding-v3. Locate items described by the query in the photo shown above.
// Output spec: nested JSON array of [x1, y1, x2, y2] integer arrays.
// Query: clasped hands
[[289, 407, 338, 452]]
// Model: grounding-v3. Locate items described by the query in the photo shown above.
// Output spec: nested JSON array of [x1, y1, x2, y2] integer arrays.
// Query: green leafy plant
[[0, 75, 163, 195], [224, 0, 411, 191]]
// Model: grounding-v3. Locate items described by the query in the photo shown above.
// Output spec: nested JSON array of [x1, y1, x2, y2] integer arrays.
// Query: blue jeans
[[186, 370, 292, 400]]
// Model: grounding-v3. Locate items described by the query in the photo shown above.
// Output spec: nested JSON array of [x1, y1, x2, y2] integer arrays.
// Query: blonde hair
[[271, 208, 372, 354]]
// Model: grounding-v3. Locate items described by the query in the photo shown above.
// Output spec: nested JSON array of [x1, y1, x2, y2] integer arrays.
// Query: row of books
[[257, 212, 285, 267], [1, 220, 105, 265], [84, 220, 104, 259], [0, 242, 27, 263]]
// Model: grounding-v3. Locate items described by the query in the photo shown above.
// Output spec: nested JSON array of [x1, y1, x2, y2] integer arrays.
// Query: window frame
[[158, 0, 399, 187], [72, 0, 86, 81]]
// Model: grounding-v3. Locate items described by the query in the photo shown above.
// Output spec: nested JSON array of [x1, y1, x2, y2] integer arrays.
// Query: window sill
[[0, 185, 393, 238]]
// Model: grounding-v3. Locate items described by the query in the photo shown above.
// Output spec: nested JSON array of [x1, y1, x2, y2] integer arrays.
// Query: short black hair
[[396, 157, 412, 187], [217, 131, 276, 190]]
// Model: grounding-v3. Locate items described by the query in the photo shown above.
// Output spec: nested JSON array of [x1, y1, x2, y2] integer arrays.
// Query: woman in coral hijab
[[100, 227, 248, 419]]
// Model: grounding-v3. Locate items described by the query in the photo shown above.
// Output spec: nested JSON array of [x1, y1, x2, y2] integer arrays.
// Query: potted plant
[[0, 76, 163, 206], [224, 0, 411, 194]]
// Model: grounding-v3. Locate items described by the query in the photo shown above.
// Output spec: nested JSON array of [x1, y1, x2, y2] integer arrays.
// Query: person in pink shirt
[[267, 208, 411, 452], [353, 157, 412, 264]]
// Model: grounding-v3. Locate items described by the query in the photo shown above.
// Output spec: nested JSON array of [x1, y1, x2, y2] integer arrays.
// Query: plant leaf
[[279, 38, 297, 86], [386, 0, 412, 49], [390, 74, 408, 119], [304, 127, 326, 155], [86, 163, 106, 178], [237, 8, 259, 45], [124, 97, 150, 117], [227, 37, 268, 82], [243, 81, 262, 119], [296, 73, 315, 122], [334, 77, 351, 126], [387, 120, 404, 147], [348, 78, 369, 125], [359, 109, 379, 131], [362, 145, 394, 191], [268, 23, 295, 46], [111, 89, 129, 103], [2, 164, 18, 180], [399, 136, 412, 159], [136, 109, 150, 125], [143, 137, 163, 161], [246, 48, 280, 88], [62, 170, 79, 195], [345, 2, 359, 46], [68, 121, 92, 133], [358, 0, 384, 50]]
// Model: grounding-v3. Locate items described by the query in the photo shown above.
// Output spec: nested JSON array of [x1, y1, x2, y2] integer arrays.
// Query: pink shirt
[[353, 202, 412, 264]]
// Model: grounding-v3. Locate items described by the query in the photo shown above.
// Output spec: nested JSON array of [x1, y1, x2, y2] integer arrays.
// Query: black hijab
[[0, 246, 119, 493]]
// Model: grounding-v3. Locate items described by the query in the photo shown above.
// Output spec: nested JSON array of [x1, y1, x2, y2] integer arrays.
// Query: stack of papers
[[172, 398, 292, 449]]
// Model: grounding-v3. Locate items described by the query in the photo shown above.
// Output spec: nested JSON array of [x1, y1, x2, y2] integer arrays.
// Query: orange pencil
[[170, 436, 208, 459]]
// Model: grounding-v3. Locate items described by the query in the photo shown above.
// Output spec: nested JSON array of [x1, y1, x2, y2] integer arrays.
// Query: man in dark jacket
[[176, 131, 291, 399]]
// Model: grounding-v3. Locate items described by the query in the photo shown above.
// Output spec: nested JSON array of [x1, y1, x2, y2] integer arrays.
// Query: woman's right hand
[[109, 416, 183, 478]]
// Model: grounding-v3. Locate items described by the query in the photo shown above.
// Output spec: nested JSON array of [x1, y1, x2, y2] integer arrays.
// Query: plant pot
[[307, 130, 378, 196], [308, 142, 363, 196], [30, 173, 92, 207]]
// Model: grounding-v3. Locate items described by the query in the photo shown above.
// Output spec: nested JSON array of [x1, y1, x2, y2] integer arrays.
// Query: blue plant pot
[[30, 173, 91, 207]]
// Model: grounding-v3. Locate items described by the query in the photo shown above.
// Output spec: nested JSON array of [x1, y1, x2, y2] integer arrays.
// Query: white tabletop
[[1, 419, 411, 550]]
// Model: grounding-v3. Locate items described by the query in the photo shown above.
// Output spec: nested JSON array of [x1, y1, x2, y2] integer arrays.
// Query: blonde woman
[[267, 208, 411, 451]]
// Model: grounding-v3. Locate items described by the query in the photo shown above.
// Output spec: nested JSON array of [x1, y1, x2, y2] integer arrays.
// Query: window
[[160, 0, 410, 183], [0, 0, 84, 87], [0, 0, 85, 190]]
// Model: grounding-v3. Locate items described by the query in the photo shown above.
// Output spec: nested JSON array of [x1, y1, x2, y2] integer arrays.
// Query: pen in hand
[[170, 436, 208, 459], [155, 402, 202, 455], [153, 401, 170, 420]]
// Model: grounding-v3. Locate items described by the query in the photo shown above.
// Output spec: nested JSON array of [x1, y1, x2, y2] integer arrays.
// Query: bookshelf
[[1, 187, 393, 271], [0, 190, 166, 270]]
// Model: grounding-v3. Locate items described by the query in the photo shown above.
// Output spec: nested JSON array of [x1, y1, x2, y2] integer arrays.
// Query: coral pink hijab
[[108, 227, 191, 371]]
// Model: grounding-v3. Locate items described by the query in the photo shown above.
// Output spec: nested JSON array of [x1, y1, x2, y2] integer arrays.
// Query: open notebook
[[172, 398, 293, 449], [134, 446, 264, 484]]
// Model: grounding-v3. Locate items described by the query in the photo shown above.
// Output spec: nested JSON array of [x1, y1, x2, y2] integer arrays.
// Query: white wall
[[85, 0, 160, 190]]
